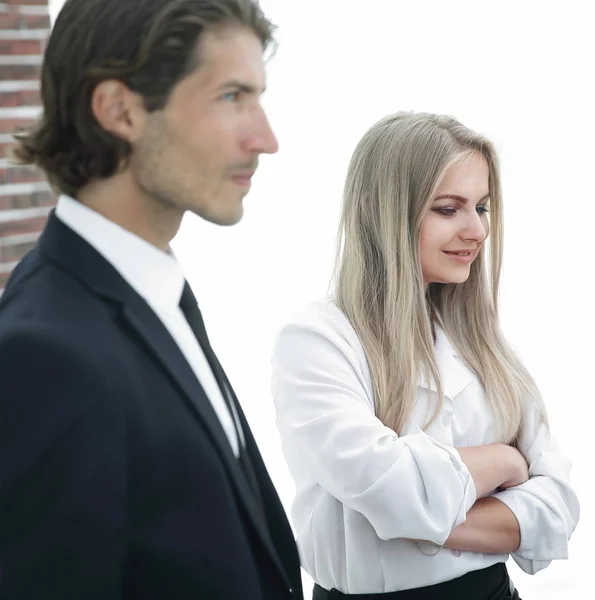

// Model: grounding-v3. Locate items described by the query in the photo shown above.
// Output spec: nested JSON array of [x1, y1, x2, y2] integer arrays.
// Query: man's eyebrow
[[217, 80, 266, 95]]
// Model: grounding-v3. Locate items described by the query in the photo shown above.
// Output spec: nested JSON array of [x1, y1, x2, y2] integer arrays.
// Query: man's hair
[[11, 0, 276, 196]]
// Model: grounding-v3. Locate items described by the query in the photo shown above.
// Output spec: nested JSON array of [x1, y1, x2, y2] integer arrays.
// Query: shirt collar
[[418, 323, 474, 399], [55, 194, 185, 314], [434, 323, 459, 357]]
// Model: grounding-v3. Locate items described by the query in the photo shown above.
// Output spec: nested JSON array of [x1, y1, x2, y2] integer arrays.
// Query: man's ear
[[91, 79, 148, 142]]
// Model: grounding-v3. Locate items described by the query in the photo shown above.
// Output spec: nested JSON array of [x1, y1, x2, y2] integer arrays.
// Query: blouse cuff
[[493, 486, 569, 561]]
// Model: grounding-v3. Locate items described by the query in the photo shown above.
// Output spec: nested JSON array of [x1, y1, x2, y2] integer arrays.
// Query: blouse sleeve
[[492, 397, 580, 574], [271, 309, 476, 544]]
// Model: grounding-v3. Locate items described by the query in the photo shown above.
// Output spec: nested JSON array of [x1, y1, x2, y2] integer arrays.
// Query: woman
[[271, 112, 579, 599]]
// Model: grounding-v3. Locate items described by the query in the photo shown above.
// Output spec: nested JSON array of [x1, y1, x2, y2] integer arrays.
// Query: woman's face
[[420, 151, 491, 285]]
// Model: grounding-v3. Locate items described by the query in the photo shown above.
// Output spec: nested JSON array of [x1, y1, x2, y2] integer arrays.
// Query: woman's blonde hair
[[332, 111, 546, 442]]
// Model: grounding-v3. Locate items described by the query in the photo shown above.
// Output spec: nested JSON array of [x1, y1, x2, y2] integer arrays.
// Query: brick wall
[[0, 0, 52, 293]]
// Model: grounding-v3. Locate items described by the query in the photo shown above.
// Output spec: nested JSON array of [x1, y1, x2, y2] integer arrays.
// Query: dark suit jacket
[[0, 212, 303, 600]]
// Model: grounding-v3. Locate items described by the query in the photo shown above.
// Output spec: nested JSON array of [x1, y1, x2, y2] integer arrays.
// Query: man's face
[[129, 26, 278, 226]]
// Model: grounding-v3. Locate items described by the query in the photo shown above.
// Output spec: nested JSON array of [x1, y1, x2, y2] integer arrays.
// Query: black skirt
[[312, 562, 520, 600]]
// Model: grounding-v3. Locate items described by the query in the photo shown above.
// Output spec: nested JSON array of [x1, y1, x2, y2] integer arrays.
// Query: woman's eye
[[434, 207, 457, 217], [477, 205, 490, 215]]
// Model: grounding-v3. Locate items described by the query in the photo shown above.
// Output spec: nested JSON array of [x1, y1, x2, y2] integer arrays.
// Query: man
[[0, 0, 303, 598]]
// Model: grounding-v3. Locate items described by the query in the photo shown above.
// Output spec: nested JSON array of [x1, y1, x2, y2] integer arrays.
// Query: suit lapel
[[121, 299, 292, 590], [39, 213, 291, 589], [217, 365, 302, 577], [156, 300, 293, 588], [120, 302, 236, 464]]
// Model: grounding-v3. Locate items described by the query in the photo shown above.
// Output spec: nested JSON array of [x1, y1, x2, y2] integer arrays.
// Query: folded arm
[[273, 313, 487, 545], [490, 402, 580, 573], [443, 496, 521, 553], [442, 401, 579, 571]]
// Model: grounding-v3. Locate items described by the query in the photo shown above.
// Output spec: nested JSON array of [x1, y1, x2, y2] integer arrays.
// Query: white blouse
[[271, 298, 579, 594]]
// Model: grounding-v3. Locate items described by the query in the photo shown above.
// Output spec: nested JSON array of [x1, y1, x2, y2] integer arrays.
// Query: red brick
[[0, 39, 44, 55], [6, 0, 48, 6], [0, 117, 38, 135], [0, 95, 20, 109], [0, 13, 21, 30], [1, 140, 17, 160], [0, 215, 49, 238], [1, 240, 37, 263], [1, 270, 12, 288], [0, 164, 45, 184], [0, 189, 55, 211], [1, 0, 50, 279], [0, 13, 51, 29], [0, 89, 41, 108], [0, 64, 41, 81], [1, 139, 31, 161]]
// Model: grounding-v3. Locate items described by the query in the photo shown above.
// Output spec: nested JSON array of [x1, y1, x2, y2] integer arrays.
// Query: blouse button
[[451, 549, 462, 557]]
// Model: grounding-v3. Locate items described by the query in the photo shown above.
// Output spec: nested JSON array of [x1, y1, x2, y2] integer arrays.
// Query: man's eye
[[222, 91, 240, 102]]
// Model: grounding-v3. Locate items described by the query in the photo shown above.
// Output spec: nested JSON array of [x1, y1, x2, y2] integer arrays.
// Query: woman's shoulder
[[274, 296, 367, 358], [272, 298, 374, 394], [277, 296, 356, 338]]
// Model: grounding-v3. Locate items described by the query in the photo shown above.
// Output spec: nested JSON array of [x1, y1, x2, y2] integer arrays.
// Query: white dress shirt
[[55, 194, 242, 457], [271, 298, 579, 594]]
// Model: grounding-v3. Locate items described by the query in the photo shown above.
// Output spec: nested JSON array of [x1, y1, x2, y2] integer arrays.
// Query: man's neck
[[76, 172, 184, 253]]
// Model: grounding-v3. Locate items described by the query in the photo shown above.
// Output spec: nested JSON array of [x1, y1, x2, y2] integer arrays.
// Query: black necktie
[[178, 282, 265, 513]]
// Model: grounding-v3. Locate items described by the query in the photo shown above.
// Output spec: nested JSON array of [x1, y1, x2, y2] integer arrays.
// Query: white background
[[51, 1, 594, 597]]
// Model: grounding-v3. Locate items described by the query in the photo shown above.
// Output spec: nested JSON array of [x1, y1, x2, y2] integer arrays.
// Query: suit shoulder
[[1, 254, 110, 333], [0, 275, 120, 387], [0, 321, 111, 389]]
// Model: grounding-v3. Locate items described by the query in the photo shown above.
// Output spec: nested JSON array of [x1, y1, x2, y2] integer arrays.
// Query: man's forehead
[[195, 27, 266, 81]]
